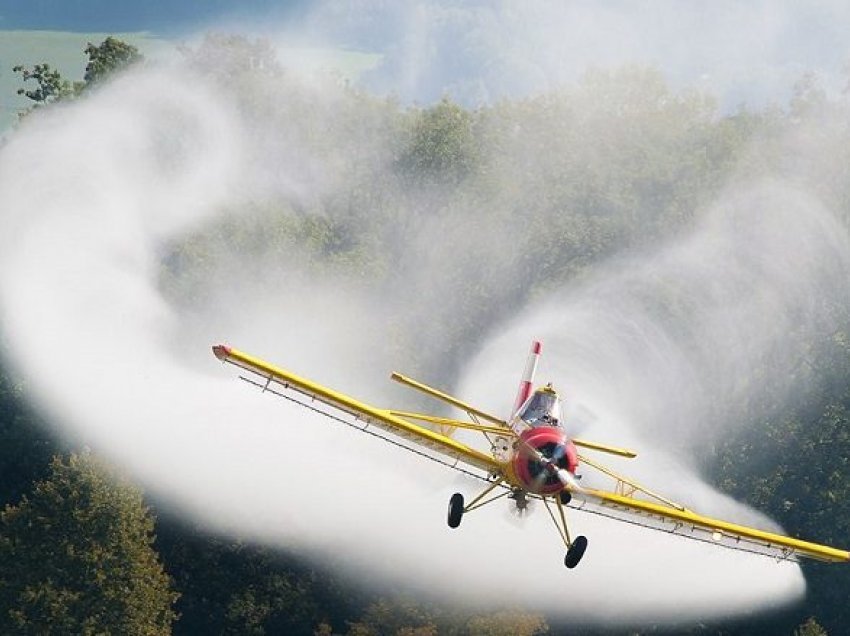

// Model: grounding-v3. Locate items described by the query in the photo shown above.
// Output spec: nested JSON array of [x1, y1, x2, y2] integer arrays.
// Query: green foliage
[[463, 610, 548, 635], [343, 595, 548, 636], [153, 516, 350, 635], [180, 32, 281, 82], [82, 36, 142, 87], [12, 63, 77, 105], [398, 98, 480, 188], [714, 321, 850, 634], [0, 364, 62, 505], [13, 36, 144, 116], [347, 597, 438, 635], [794, 617, 828, 636], [177, 32, 285, 124], [0, 452, 178, 634]]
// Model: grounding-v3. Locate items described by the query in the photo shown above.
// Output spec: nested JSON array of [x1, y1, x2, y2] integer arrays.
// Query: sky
[[0, 0, 307, 34], [3, 1, 850, 109]]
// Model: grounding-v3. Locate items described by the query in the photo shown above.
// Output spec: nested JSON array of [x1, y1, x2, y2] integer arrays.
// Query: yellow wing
[[573, 454, 850, 563], [212, 344, 501, 474]]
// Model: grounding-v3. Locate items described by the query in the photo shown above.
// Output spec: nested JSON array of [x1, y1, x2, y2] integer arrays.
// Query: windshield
[[518, 388, 562, 427]]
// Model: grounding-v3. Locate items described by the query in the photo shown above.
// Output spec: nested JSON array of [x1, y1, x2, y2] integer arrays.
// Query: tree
[[343, 596, 549, 636], [82, 36, 143, 87], [794, 617, 828, 636], [464, 610, 548, 636], [13, 36, 143, 112], [12, 63, 77, 106], [0, 364, 61, 505], [398, 98, 479, 188], [180, 32, 280, 81], [153, 516, 332, 635], [345, 598, 438, 636], [715, 384, 850, 632], [0, 452, 178, 634]]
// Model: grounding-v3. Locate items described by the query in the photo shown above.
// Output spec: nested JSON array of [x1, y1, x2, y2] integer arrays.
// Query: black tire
[[559, 490, 572, 505], [447, 493, 464, 528], [564, 535, 588, 569]]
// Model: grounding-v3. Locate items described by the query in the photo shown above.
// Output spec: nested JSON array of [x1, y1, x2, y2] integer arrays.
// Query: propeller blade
[[556, 468, 586, 493]]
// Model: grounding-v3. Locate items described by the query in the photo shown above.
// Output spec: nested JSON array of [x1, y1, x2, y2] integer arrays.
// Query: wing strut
[[390, 372, 506, 427]]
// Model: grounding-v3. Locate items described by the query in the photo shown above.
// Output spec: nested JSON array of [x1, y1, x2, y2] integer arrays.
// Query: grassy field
[[1, 30, 380, 134]]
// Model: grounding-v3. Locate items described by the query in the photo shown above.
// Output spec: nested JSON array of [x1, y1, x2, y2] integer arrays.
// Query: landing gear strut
[[447, 481, 589, 569], [544, 490, 588, 568], [446, 478, 508, 529]]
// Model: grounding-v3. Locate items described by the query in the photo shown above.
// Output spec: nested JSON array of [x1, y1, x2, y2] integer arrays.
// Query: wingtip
[[532, 340, 542, 354], [212, 344, 232, 361]]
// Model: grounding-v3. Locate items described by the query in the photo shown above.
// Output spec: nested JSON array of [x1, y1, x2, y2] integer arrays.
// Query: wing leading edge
[[212, 344, 501, 474]]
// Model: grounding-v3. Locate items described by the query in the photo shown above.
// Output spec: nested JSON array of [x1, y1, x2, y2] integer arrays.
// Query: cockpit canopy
[[517, 385, 562, 427]]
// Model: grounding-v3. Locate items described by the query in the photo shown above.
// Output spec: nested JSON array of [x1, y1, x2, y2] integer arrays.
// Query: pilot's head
[[520, 383, 562, 427]]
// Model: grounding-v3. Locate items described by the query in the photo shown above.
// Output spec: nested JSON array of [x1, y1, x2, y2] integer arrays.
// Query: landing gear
[[564, 536, 588, 569], [446, 477, 508, 529], [447, 493, 464, 528], [543, 491, 588, 568]]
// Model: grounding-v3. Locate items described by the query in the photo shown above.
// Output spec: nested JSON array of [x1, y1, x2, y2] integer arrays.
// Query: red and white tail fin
[[512, 340, 542, 417]]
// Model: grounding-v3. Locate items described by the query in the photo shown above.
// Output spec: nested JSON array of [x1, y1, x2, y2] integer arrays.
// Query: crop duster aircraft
[[213, 341, 849, 568]]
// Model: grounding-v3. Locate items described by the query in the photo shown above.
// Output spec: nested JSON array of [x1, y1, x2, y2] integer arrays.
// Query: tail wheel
[[564, 535, 588, 568], [559, 489, 572, 505], [447, 493, 464, 528]]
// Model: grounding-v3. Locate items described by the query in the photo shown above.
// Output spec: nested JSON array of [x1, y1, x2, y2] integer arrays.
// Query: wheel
[[559, 490, 572, 505], [564, 535, 588, 569], [447, 493, 464, 528]]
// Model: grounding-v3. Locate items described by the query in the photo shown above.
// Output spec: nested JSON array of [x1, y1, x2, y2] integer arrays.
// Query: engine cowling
[[511, 426, 578, 495]]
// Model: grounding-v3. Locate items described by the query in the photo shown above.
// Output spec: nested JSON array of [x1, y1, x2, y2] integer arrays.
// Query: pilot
[[520, 383, 562, 428]]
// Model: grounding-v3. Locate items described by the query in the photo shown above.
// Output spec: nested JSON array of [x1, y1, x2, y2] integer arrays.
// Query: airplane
[[212, 340, 850, 568]]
